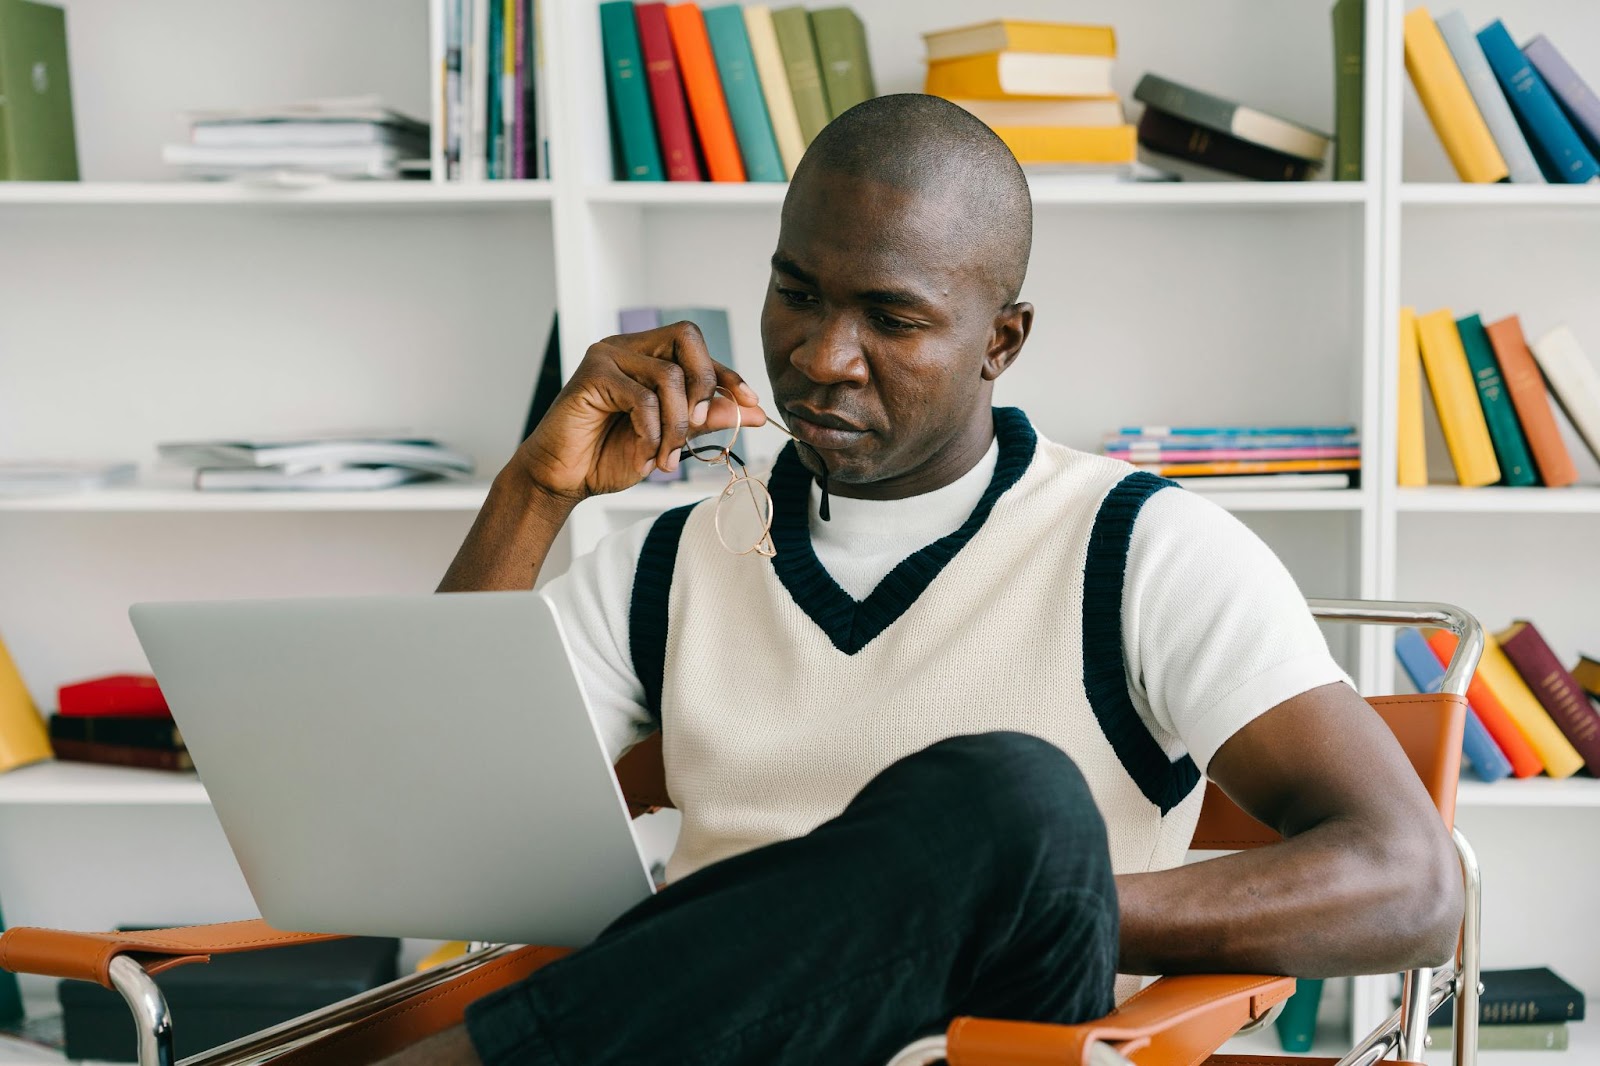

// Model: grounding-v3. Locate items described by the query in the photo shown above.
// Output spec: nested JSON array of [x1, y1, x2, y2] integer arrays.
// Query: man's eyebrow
[[771, 254, 935, 310], [771, 255, 816, 285]]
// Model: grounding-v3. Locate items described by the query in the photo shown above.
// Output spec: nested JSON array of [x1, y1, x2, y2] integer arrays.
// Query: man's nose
[[789, 313, 868, 386]]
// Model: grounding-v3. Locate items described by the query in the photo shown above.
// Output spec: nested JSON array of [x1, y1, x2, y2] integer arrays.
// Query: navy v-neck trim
[[767, 407, 1037, 655]]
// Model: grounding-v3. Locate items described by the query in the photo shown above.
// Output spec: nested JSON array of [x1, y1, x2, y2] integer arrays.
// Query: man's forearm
[[1116, 815, 1461, 978], [437, 467, 579, 592]]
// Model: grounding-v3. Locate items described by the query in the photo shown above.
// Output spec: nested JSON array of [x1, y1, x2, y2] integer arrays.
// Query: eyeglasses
[[680, 387, 826, 557]]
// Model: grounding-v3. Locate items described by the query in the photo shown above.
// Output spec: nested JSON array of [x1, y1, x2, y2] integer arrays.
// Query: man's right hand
[[513, 321, 767, 502]]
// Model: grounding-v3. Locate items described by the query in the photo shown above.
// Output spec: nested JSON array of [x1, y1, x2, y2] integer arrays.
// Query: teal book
[[0, 898, 21, 1024], [1275, 978, 1324, 1053], [599, 0, 665, 180], [487, 0, 503, 179], [809, 7, 876, 120], [703, 5, 785, 182], [1457, 314, 1537, 486]]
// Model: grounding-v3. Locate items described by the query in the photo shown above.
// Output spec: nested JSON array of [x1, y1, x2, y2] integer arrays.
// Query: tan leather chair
[[0, 599, 1484, 1066]]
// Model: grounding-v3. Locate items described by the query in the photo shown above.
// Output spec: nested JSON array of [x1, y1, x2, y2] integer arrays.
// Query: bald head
[[789, 94, 1033, 303]]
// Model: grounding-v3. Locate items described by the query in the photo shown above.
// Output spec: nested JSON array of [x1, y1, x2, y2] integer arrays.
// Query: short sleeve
[[538, 516, 658, 764], [1121, 488, 1355, 774]]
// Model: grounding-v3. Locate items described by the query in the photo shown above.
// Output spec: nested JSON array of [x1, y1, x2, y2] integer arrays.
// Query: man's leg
[[465, 731, 1119, 1066]]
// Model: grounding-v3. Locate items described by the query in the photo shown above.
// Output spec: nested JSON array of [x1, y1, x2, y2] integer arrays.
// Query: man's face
[[760, 170, 1005, 491]]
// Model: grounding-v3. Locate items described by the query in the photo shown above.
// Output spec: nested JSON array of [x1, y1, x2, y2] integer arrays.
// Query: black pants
[[465, 731, 1120, 1066]]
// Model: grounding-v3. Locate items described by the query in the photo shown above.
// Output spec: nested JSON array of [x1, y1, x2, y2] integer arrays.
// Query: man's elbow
[[1391, 822, 1464, 969]]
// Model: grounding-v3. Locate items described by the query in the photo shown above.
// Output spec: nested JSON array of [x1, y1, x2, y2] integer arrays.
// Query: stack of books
[[600, 2, 874, 182], [1132, 75, 1331, 181], [1103, 426, 1360, 491], [0, 460, 134, 496], [1399, 309, 1600, 488], [435, 0, 544, 180], [157, 434, 475, 491], [922, 19, 1141, 176], [1427, 967, 1585, 1051], [1397, 620, 1600, 784], [49, 675, 190, 773], [1404, 9, 1600, 185], [162, 97, 429, 182]]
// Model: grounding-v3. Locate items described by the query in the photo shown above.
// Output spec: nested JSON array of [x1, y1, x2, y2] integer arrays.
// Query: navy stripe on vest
[[629, 502, 696, 722], [1081, 471, 1201, 815]]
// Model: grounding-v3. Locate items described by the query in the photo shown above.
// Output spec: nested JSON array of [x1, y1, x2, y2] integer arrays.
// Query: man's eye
[[778, 287, 815, 306], [872, 312, 916, 332]]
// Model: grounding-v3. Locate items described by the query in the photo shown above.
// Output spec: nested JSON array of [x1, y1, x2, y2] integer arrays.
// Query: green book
[[808, 7, 875, 121], [1274, 977, 1324, 1053], [703, 5, 785, 182], [770, 6, 831, 144], [599, 0, 665, 180], [1331, 0, 1364, 181], [0, 898, 22, 1024], [1428, 1022, 1569, 1051], [1457, 313, 1537, 486], [0, 0, 79, 181]]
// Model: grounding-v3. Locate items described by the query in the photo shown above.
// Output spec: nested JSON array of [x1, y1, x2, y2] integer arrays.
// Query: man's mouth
[[784, 406, 870, 449]]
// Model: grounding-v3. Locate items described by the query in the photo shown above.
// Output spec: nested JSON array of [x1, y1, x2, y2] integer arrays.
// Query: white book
[[744, 5, 806, 179], [430, 0, 448, 182], [186, 96, 426, 135], [190, 123, 425, 149], [945, 96, 1124, 128], [0, 460, 136, 495], [1173, 472, 1354, 491], [934, 53, 1114, 98], [160, 437, 473, 475], [1436, 10, 1544, 184], [468, 0, 490, 181], [193, 466, 435, 491], [1530, 326, 1600, 466]]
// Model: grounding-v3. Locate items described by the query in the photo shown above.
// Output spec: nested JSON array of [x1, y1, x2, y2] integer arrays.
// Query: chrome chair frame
[[98, 599, 1482, 1066]]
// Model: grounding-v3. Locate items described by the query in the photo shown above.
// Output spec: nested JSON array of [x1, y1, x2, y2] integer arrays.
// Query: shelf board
[[1179, 488, 1368, 512], [0, 480, 496, 512], [1396, 486, 1600, 514], [1457, 777, 1600, 809], [0, 181, 553, 206], [1403, 183, 1600, 208], [0, 760, 206, 806], [587, 180, 1371, 208]]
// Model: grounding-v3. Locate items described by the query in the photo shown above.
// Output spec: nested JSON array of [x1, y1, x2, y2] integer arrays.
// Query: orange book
[[665, 4, 746, 182], [1484, 314, 1579, 488], [1426, 630, 1542, 777], [1135, 458, 1361, 477]]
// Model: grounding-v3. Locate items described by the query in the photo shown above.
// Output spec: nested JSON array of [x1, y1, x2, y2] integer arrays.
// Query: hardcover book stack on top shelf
[[1131, 74, 1332, 182], [48, 675, 191, 773], [1404, 7, 1600, 185], [1426, 966, 1586, 1051], [601, 2, 874, 182], [1398, 308, 1600, 488]]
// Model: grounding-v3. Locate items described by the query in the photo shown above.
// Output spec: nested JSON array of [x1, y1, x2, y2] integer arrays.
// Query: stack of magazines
[[162, 96, 429, 181], [158, 434, 474, 491], [1102, 425, 1361, 490]]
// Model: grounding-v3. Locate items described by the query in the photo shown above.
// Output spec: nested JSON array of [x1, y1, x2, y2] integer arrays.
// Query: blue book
[[1115, 425, 1358, 438], [1477, 20, 1600, 184], [599, 1, 665, 180], [702, 5, 786, 183], [1394, 629, 1511, 783]]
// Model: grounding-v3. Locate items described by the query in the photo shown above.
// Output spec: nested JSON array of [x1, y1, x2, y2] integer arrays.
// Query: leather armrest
[[947, 973, 1296, 1066], [0, 919, 345, 988]]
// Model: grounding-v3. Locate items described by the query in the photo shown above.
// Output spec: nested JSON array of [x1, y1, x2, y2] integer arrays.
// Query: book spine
[[1138, 458, 1359, 476], [1425, 632, 1542, 777], [1116, 425, 1358, 437], [744, 5, 806, 178], [430, 0, 447, 182], [1530, 326, 1600, 466], [1456, 314, 1536, 486], [1132, 73, 1325, 162], [1436, 10, 1544, 184], [1573, 656, 1600, 701], [1135, 108, 1311, 182], [1429, 1023, 1569, 1050], [703, 5, 785, 183], [770, 5, 831, 144], [0, 633, 51, 774], [468, 0, 490, 180], [1331, 0, 1364, 181], [1394, 630, 1511, 782], [1485, 315, 1579, 487], [1402, 9, 1508, 183], [665, 4, 746, 182], [446, 0, 464, 179], [635, 3, 704, 181], [990, 125, 1136, 166], [502, 0, 517, 178], [600, 0, 665, 180], [51, 738, 193, 772], [48, 714, 184, 751], [57, 679, 169, 717], [1524, 35, 1600, 157], [1275, 978, 1325, 1053], [1477, 20, 1600, 184], [512, 0, 527, 178], [810, 7, 875, 120], [1107, 447, 1361, 462], [487, 0, 501, 179], [1476, 633, 1583, 778], [1414, 308, 1501, 486], [1498, 622, 1600, 775], [1398, 306, 1428, 486]]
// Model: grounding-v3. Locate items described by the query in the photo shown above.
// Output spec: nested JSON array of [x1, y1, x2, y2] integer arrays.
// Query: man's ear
[[981, 302, 1033, 382]]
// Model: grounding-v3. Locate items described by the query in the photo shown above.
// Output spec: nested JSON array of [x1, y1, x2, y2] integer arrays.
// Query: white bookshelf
[[0, 0, 1596, 1058]]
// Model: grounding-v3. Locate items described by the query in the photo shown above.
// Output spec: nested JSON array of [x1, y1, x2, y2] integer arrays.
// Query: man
[[393, 95, 1461, 1065]]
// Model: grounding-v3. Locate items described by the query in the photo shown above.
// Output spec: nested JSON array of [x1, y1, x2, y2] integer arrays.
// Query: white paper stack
[[163, 96, 429, 181], [157, 434, 474, 491]]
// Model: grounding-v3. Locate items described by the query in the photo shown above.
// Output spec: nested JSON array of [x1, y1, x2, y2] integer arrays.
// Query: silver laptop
[[128, 591, 656, 946]]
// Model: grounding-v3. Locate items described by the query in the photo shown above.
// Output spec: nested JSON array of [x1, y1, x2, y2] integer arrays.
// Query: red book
[[1427, 631, 1543, 777], [57, 674, 171, 718], [664, 3, 746, 182], [635, 2, 704, 181], [1497, 621, 1600, 776]]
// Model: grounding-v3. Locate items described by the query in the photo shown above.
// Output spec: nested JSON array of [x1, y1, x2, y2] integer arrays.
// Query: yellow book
[[922, 20, 1116, 62], [0, 631, 50, 774], [743, 5, 806, 178], [1397, 306, 1428, 487], [1415, 308, 1500, 486], [1403, 8, 1509, 183], [1478, 633, 1583, 778], [989, 125, 1135, 165], [925, 53, 1114, 101]]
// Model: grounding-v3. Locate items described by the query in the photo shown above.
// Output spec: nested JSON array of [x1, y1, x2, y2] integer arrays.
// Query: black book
[[1136, 106, 1315, 182], [522, 313, 562, 444], [48, 713, 183, 751], [1428, 967, 1585, 1027]]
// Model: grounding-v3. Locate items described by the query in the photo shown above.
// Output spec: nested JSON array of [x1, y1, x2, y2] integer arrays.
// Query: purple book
[[513, 0, 527, 178], [1524, 35, 1600, 157], [618, 307, 663, 334]]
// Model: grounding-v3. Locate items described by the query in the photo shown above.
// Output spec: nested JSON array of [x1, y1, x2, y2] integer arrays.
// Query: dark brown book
[[1572, 654, 1600, 701], [1497, 621, 1600, 775], [52, 737, 193, 772], [1136, 106, 1314, 181], [48, 713, 183, 751]]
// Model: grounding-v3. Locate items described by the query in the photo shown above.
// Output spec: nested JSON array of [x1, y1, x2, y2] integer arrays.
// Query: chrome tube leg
[[1399, 965, 1433, 1062], [108, 956, 175, 1066], [1454, 829, 1482, 1066]]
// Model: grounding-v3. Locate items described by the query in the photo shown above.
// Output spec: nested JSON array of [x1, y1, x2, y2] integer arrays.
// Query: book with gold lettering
[[1497, 620, 1600, 776]]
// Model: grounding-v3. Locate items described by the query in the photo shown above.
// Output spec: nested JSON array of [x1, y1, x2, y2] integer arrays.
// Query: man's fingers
[[614, 351, 691, 471]]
